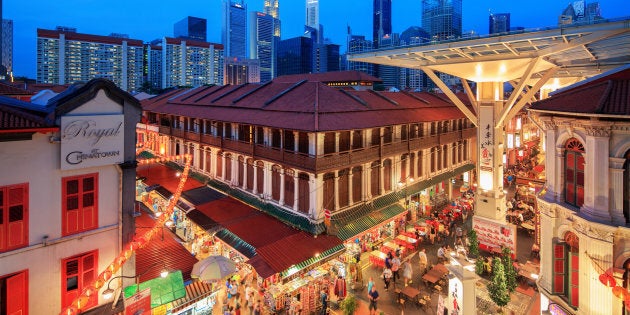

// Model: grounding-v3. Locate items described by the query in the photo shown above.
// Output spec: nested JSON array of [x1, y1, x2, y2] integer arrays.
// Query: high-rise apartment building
[[264, 0, 281, 37], [346, 35, 374, 76], [373, 0, 392, 49], [222, 0, 248, 59], [249, 11, 277, 83], [2, 19, 12, 77], [277, 36, 313, 76], [489, 13, 510, 34], [559, 0, 603, 24], [36, 28, 144, 92], [174, 16, 207, 42], [224, 57, 260, 85], [422, 0, 462, 41], [160, 37, 224, 88], [145, 43, 162, 89]]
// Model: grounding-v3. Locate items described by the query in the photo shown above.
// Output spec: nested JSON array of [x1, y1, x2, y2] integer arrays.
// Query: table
[[432, 264, 449, 276], [422, 271, 441, 284], [395, 235, 418, 249], [381, 241, 398, 254], [369, 250, 387, 268], [401, 285, 420, 300]]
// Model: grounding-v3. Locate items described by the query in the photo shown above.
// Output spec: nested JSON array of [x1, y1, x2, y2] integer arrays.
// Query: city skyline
[[5, 0, 630, 79]]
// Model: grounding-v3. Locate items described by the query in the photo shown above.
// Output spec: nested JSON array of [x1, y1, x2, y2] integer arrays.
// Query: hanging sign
[[60, 115, 125, 170]]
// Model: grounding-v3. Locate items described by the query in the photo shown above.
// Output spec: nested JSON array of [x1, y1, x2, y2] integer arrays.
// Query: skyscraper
[[2, 19, 12, 78], [373, 0, 392, 49], [249, 11, 277, 82], [36, 28, 144, 91], [174, 16, 207, 42], [489, 13, 510, 34], [277, 36, 313, 76], [264, 0, 281, 37], [422, 0, 463, 41], [306, 0, 319, 29], [346, 35, 374, 76], [222, 0, 248, 58]]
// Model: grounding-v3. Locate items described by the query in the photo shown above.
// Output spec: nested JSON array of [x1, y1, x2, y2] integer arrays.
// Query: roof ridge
[[194, 84, 230, 102], [368, 89, 399, 106], [231, 81, 272, 104], [338, 89, 368, 107], [211, 84, 248, 103], [263, 80, 308, 107], [401, 90, 430, 104], [179, 85, 214, 102]]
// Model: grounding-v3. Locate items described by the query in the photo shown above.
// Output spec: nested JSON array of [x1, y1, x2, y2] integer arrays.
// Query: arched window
[[225, 153, 232, 182], [383, 159, 392, 192], [553, 231, 579, 308], [246, 159, 254, 191], [417, 150, 424, 177], [338, 169, 350, 208], [352, 166, 362, 203], [409, 153, 415, 179], [323, 172, 336, 211], [370, 161, 381, 197], [431, 147, 437, 173], [271, 165, 281, 202], [238, 156, 245, 187], [623, 150, 630, 224], [216, 151, 223, 179], [284, 168, 295, 207], [255, 161, 264, 194], [400, 154, 408, 182], [564, 138, 585, 208], [204, 148, 211, 174], [442, 145, 448, 169], [298, 173, 310, 214]]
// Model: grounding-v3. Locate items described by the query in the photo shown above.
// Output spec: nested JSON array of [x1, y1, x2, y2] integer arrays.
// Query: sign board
[[324, 209, 331, 219], [448, 276, 463, 315], [60, 115, 125, 170], [436, 293, 445, 315], [124, 288, 151, 315], [472, 216, 517, 254]]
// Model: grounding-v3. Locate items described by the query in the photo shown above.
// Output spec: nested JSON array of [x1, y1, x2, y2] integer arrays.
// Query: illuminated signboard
[[60, 115, 125, 170]]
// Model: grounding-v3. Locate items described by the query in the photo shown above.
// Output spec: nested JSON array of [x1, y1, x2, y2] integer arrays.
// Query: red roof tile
[[275, 71, 382, 84], [0, 82, 33, 96], [142, 76, 473, 132], [0, 104, 50, 130], [135, 211, 198, 282], [137, 164, 204, 193]]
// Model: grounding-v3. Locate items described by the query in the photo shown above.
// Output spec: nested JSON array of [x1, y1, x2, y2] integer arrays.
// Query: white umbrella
[[191, 256, 236, 282]]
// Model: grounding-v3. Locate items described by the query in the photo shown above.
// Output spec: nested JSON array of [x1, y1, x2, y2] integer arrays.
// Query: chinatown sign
[[60, 115, 124, 170]]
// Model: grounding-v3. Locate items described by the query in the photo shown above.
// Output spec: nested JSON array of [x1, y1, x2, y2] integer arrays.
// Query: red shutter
[[553, 244, 566, 294], [6, 271, 28, 315], [0, 188, 5, 252], [63, 175, 98, 236], [82, 253, 97, 308], [62, 251, 98, 309], [7, 185, 28, 249], [63, 178, 80, 236], [570, 254, 579, 307]]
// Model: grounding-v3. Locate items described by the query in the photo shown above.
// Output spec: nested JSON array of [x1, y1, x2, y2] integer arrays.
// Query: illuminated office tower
[[264, 0, 281, 37], [489, 13, 510, 34], [306, 0, 318, 29], [174, 16, 207, 42], [250, 11, 278, 82], [222, 0, 248, 58], [422, 0, 462, 41], [373, 0, 392, 49]]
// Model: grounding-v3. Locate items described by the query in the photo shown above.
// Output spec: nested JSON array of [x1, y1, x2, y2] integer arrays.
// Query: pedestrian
[[437, 245, 446, 263], [402, 259, 413, 286], [253, 300, 262, 315], [320, 290, 328, 315], [382, 267, 393, 291], [367, 276, 374, 293], [368, 285, 380, 315], [384, 252, 393, 269], [418, 248, 428, 275], [391, 254, 401, 283]]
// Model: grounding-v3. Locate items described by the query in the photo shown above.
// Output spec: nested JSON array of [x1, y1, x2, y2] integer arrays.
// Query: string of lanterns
[[59, 153, 192, 315], [599, 271, 630, 307]]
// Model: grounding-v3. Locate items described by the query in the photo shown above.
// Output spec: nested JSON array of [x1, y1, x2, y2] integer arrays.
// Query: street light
[[102, 262, 169, 300]]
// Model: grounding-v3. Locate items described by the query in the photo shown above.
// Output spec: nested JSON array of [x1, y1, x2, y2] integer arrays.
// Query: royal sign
[[60, 115, 125, 170]]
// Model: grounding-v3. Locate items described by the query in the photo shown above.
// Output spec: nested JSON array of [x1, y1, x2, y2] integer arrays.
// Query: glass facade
[[277, 37, 312, 76], [174, 16, 207, 42], [422, 0, 463, 41], [223, 0, 248, 59]]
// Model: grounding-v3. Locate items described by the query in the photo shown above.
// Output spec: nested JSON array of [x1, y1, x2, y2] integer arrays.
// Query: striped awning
[[169, 281, 215, 313], [336, 204, 407, 241]]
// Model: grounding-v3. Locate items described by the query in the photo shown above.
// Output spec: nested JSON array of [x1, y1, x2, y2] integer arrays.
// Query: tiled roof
[[141, 77, 474, 131], [0, 82, 32, 96], [530, 67, 630, 115], [135, 211, 199, 282]]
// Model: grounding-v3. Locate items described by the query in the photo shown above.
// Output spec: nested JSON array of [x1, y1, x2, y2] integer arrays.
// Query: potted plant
[[475, 258, 485, 275], [340, 295, 358, 315], [488, 257, 510, 313], [467, 229, 480, 258]]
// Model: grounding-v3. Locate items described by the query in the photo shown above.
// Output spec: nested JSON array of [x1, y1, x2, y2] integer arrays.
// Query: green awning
[[124, 270, 186, 309], [404, 163, 475, 197], [215, 229, 257, 258], [336, 204, 406, 241], [280, 244, 346, 278]]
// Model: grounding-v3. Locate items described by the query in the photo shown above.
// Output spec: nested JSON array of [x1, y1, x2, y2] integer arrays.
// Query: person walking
[[367, 276, 375, 294], [418, 248, 428, 275], [382, 267, 393, 291], [391, 254, 401, 283], [368, 285, 380, 315], [402, 259, 413, 286]]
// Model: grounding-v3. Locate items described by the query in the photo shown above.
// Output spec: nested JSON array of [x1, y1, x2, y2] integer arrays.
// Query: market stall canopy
[[124, 270, 186, 309]]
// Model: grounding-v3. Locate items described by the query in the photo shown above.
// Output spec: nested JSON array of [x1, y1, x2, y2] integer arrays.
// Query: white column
[[364, 163, 371, 200], [242, 157, 247, 189], [264, 164, 272, 199], [279, 169, 285, 206], [253, 162, 259, 194], [609, 157, 625, 225], [581, 126, 611, 222], [334, 174, 339, 210], [349, 171, 354, 205], [581, 230, 614, 315], [293, 131, 299, 152], [293, 172, 299, 211]]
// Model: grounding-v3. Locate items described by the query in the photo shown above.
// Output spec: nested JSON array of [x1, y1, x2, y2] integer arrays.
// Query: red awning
[[137, 163, 204, 193]]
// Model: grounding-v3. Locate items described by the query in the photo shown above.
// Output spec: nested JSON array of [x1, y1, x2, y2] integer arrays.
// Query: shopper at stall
[[382, 267, 393, 291], [437, 245, 446, 263], [368, 286, 380, 315], [320, 290, 328, 315], [402, 259, 413, 286]]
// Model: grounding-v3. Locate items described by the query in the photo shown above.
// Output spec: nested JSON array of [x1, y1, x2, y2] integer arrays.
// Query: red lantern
[[599, 273, 616, 287], [613, 286, 629, 300]]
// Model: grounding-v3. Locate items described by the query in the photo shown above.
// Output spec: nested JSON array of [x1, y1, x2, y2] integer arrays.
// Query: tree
[[488, 257, 510, 311], [502, 247, 518, 292], [475, 258, 485, 275], [340, 294, 357, 315], [467, 229, 479, 257]]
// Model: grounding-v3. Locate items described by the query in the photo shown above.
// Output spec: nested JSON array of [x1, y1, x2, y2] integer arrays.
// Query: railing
[[146, 123, 477, 173]]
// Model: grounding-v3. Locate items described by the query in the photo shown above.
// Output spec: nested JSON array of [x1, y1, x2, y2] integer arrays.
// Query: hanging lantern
[[625, 299, 630, 309], [599, 273, 616, 287], [613, 286, 629, 300]]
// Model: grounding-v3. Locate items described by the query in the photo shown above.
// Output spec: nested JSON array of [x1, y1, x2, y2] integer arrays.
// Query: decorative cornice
[[539, 118, 557, 131], [584, 125, 612, 137]]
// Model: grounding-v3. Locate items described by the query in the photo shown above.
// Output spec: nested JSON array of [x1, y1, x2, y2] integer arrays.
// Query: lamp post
[[102, 262, 169, 300]]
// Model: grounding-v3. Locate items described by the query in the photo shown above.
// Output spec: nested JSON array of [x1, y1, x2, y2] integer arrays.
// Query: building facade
[[530, 66, 630, 315], [223, 56, 260, 85], [373, 0, 392, 49], [422, 0, 463, 41], [249, 11, 277, 83], [263, 0, 281, 37], [174, 16, 207, 42], [0, 79, 141, 314], [346, 35, 374, 77], [2, 19, 12, 78], [160, 37, 224, 89], [36, 28, 144, 92], [489, 13, 510, 34], [222, 0, 248, 59], [138, 72, 476, 233], [277, 36, 313, 76]]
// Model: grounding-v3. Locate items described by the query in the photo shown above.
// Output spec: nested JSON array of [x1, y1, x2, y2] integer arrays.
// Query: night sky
[[4, 0, 630, 78]]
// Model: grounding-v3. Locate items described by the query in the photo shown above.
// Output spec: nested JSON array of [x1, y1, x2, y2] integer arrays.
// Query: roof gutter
[[528, 108, 630, 119]]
